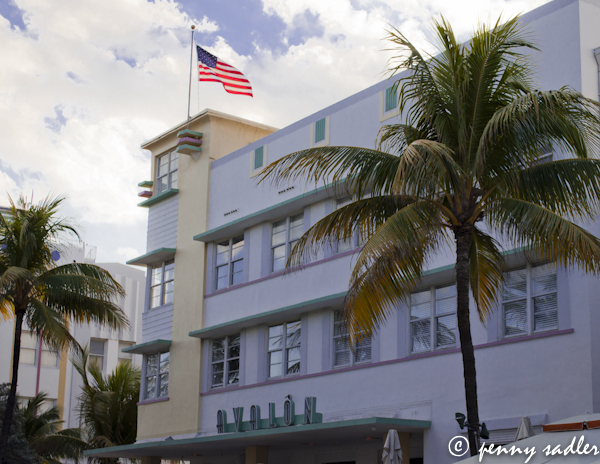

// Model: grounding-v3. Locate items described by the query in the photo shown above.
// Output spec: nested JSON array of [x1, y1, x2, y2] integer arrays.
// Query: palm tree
[[72, 346, 140, 463], [0, 196, 128, 463], [20, 392, 86, 464], [260, 16, 600, 455]]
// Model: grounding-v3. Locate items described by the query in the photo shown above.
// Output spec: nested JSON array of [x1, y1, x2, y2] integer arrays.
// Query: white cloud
[[0, 0, 551, 262]]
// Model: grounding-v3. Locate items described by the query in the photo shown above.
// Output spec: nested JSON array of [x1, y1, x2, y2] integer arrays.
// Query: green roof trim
[[83, 416, 431, 458], [121, 339, 171, 355], [176, 144, 202, 155], [190, 291, 347, 339], [126, 248, 176, 266], [177, 129, 203, 138], [138, 180, 153, 188], [138, 188, 179, 208]]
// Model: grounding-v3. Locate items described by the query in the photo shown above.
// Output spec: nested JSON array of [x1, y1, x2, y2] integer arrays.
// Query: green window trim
[[254, 146, 264, 170]]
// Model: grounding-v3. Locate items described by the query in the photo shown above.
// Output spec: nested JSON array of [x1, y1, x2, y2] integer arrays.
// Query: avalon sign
[[217, 396, 322, 434]]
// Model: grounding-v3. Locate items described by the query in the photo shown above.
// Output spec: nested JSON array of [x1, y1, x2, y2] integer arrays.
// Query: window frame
[[20, 331, 38, 365], [502, 262, 558, 338], [210, 334, 241, 389], [149, 260, 175, 309], [310, 116, 329, 147], [409, 283, 457, 354], [144, 350, 170, 400], [334, 194, 371, 254], [332, 309, 371, 368], [314, 118, 326, 143], [155, 150, 178, 194], [40, 340, 59, 368], [271, 213, 304, 273], [89, 339, 106, 371], [215, 235, 245, 291], [267, 320, 302, 379]]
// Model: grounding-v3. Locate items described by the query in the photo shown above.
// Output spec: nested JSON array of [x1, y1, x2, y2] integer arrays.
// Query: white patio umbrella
[[515, 416, 536, 441], [459, 414, 600, 463], [383, 429, 403, 464]]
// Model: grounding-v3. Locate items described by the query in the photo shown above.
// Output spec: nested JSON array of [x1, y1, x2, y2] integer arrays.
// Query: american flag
[[196, 45, 253, 97]]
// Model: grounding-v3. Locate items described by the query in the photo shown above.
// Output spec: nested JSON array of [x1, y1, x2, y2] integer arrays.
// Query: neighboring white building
[[0, 241, 145, 429]]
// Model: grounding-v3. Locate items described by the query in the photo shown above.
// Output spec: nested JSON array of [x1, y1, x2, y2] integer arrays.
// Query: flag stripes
[[197, 45, 253, 97]]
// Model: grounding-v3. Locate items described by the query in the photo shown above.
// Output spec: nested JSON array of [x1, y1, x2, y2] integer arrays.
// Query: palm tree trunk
[[455, 227, 480, 456], [0, 309, 25, 463]]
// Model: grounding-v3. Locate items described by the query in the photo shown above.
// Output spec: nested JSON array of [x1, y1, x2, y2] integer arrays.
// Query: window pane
[[334, 337, 350, 353], [533, 263, 557, 295], [436, 314, 456, 347], [286, 321, 301, 347], [228, 335, 240, 358], [533, 294, 558, 331], [503, 269, 527, 300], [160, 352, 170, 373], [164, 262, 175, 281], [435, 285, 456, 315], [232, 260, 244, 276], [334, 350, 351, 367], [268, 325, 283, 350], [20, 348, 36, 365], [411, 320, 431, 352], [163, 281, 174, 305], [286, 347, 301, 374], [289, 214, 304, 241], [216, 241, 229, 266], [254, 146, 264, 170], [146, 354, 158, 375], [157, 155, 169, 178], [156, 176, 168, 194], [410, 290, 430, 319], [269, 363, 282, 378], [228, 369, 240, 385], [212, 368, 224, 387], [504, 300, 527, 336], [227, 358, 239, 373], [355, 344, 372, 363], [159, 373, 169, 396], [170, 152, 178, 171], [41, 350, 58, 367], [169, 171, 178, 189], [212, 338, 225, 361], [231, 236, 244, 260], [21, 332, 37, 349], [89, 355, 103, 369], [150, 286, 161, 308], [145, 376, 156, 399], [272, 245, 285, 272], [269, 351, 282, 377], [90, 340, 105, 355], [272, 220, 286, 246], [151, 266, 162, 286]]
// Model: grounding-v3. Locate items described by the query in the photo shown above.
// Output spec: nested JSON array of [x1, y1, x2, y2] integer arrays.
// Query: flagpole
[[187, 25, 196, 130]]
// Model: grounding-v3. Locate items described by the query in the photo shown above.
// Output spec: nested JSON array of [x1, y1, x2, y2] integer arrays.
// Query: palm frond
[[468, 228, 505, 323], [487, 198, 600, 273], [25, 300, 76, 350]]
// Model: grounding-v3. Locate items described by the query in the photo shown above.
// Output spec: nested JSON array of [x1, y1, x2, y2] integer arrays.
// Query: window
[[271, 213, 304, 272], [118, 342, 134, 366], [410, 284, 457, 353], [253, 146, 264, 170], [20, 331, 37, 365], [314, 118, 326, 143], [156, 151, 178, 194], [268, 321, 301, 378], [334, 195, 371, 253], [333, 309, 371, 367], [211, 334, 240, 388], [150, 260, 175, 308], [41, 340, 58, 367], [89, 339, 105, 370], [503, 263, 557, 336], [215, 236, 244, 290], [144, 351, 169, 399], [385, 85, 397, 112]]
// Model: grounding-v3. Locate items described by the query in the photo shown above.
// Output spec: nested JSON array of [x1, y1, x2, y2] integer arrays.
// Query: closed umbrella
[[515, 416, 535, 441], [383, 429, 402, 464]]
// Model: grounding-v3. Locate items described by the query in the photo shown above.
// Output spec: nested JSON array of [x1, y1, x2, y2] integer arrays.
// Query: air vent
[[224, 209, 238, 217], [278, 186, 295, 195]]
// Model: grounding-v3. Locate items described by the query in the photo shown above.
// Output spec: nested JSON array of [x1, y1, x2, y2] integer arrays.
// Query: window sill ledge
[[138, 396, 169, 406], [138, 188, 179, 208]]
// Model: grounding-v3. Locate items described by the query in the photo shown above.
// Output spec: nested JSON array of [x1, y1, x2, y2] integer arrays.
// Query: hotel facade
[[90, 0, 600, 462]]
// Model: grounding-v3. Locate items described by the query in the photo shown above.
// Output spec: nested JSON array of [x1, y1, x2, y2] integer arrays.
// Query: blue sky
[[0, 0, 549, 264]]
